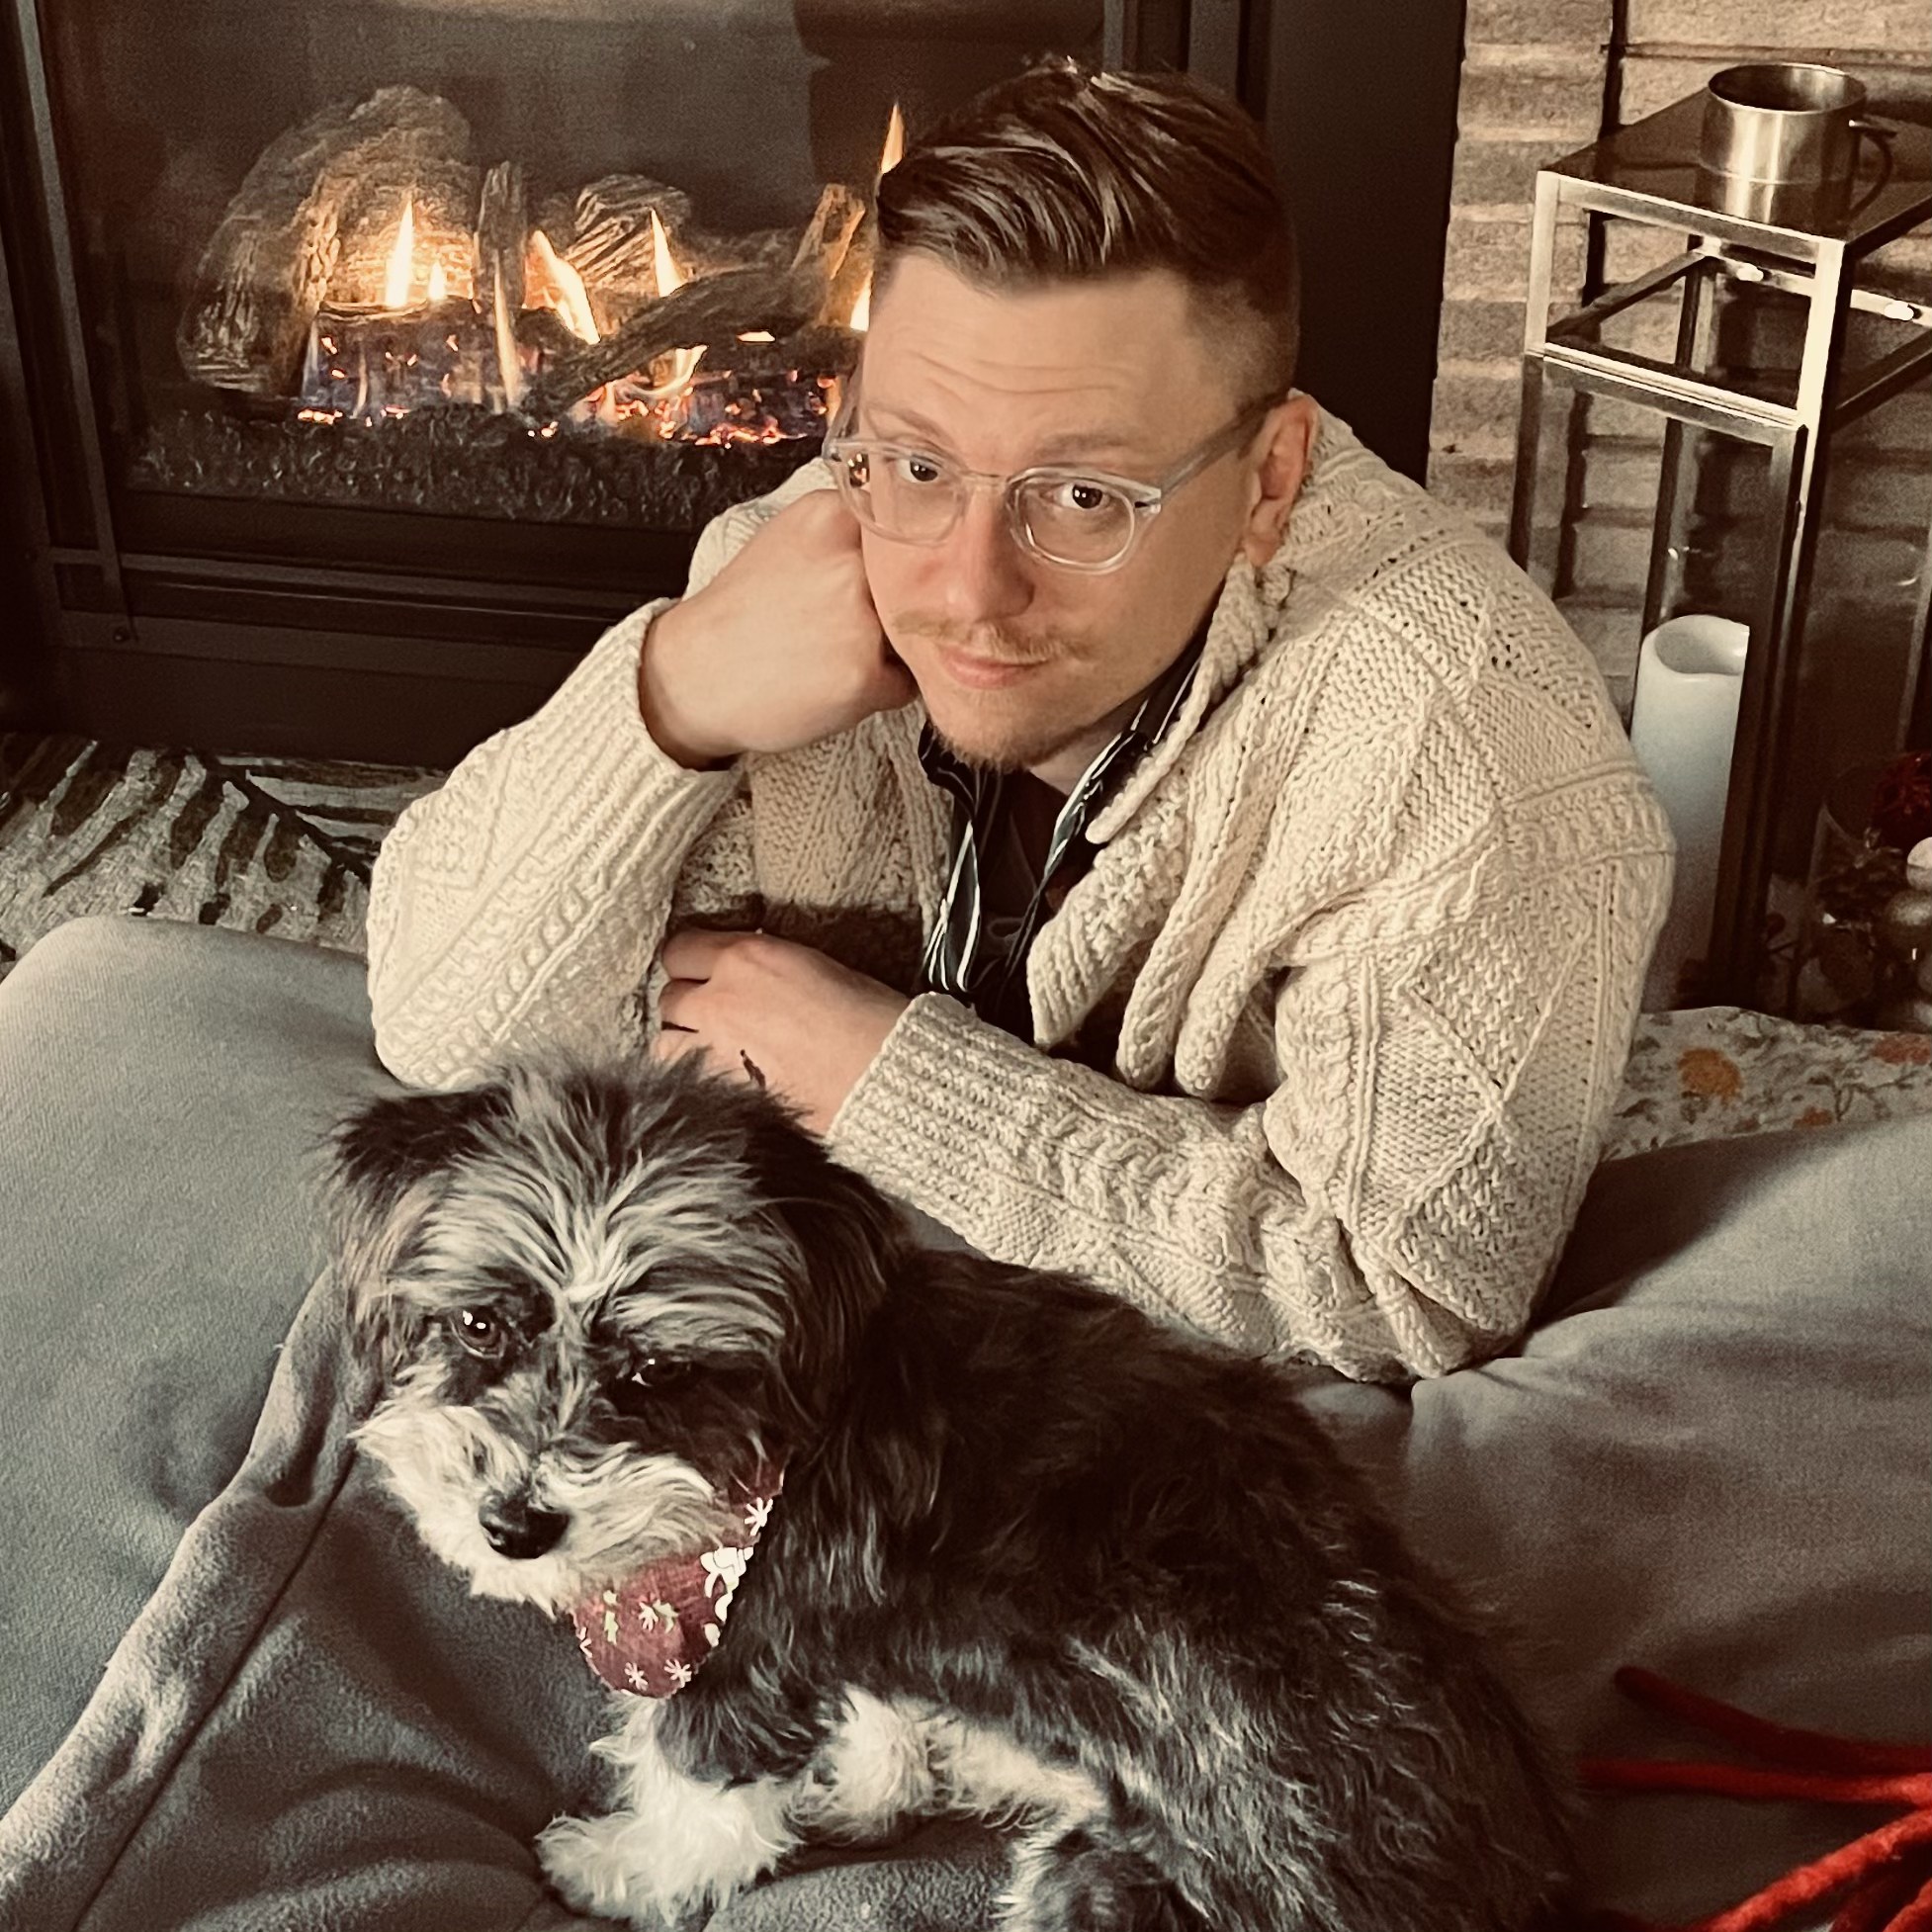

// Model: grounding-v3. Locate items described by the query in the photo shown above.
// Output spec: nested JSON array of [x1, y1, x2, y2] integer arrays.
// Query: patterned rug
[[0, 733, 443, 984], [5, 728, 1930, 1155]]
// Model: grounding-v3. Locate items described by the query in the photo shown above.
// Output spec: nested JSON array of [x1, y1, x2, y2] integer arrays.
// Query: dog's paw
[[792, 1689, 940, 1844], [1001, 1824, 1206, 1932], [538, 1811, 708, 1932]]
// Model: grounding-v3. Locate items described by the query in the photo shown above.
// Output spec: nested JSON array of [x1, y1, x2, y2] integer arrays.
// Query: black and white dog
[[327, 1056, 1571, 1932]]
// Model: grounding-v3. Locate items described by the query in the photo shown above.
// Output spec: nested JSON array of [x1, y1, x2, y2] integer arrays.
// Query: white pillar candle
[[1627, 614, 1750, 1007]]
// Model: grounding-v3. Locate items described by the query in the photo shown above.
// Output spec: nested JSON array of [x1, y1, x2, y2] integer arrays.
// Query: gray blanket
[[0, 1255, 1009, 1932], [2, 918, 1928, 1931]]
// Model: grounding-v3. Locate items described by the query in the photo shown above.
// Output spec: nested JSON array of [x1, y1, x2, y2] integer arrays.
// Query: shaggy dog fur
[[327, 1056, 1572, 1932]]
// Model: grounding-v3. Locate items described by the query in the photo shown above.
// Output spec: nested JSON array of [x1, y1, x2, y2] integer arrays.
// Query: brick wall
[[1428, 0, 1932, 716]]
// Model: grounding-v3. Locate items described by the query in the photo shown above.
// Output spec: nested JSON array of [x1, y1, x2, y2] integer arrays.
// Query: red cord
[[1889, 1872, 1932, 1932], [1586, 1668, 1932, 1932], [1831, 1856, 1932, 1932], [1614, 1669, 1932, 1778], [1687, 1808, 1932, 1932], [1582, 1761, 1932, 1807]]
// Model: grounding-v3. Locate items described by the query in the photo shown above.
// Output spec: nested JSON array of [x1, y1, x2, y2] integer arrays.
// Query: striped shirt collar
[[915, 632, 1206, 1036]]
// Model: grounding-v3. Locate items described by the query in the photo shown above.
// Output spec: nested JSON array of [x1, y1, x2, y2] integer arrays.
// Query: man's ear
[[1240, 393, 1319, 568]]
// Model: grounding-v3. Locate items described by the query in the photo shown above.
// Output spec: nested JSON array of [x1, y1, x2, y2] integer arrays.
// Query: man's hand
[[654, 929, 910, 1135], [640, 491, 919, 768]]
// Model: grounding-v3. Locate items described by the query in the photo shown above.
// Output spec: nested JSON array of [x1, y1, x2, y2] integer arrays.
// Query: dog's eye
[[452, 1308, 509, 1356], [629, 1354, 691, 1389], [609, 1354, 693, 1414]]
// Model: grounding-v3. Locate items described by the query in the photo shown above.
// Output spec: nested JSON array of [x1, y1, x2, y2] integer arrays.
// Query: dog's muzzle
[[567, 1465, 784, 1699], [479, 1497, 571, 1561]]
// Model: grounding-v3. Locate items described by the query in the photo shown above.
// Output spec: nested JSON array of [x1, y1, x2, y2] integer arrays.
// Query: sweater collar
[[1082, 401, 1341, 842]]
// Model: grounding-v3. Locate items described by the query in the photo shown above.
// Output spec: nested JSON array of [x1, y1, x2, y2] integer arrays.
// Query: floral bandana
[[567, 1467, 783, 1698]]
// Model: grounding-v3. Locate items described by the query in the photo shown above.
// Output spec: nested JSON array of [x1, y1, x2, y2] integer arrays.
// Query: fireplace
[[0, 0, 1464, 763]]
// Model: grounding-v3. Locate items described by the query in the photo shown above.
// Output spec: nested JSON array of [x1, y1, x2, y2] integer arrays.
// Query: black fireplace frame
[[1, 0, 1465, 764]]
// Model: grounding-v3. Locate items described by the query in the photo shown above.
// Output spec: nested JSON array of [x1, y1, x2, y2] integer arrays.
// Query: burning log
[[515, 307, 584, 363], [563, 175, 694, 330], [478, 162, 527, 318], [794, 183, 868, 278], [300, 306, 488, 425], [179, 87, 476, 395], [523, 267, 811, 417], [672, 324, 860, 444], [824, 210, 877, 333], [725, 324, 863, 386], [477, 161, 528, 408], [524, 185, 865, 418]]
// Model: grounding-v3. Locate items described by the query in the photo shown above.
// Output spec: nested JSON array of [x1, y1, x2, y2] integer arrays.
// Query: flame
[[650, 209, 684, 297], [426, 259, 448, 304], [846, 104, 905, 332], [526, 229, 600, 343], [384, 200, 416, 309], [645, 208, 703, 401], [649, 345, 706, 401]]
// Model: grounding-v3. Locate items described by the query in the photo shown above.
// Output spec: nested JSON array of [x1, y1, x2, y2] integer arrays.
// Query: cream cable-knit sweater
[[367, 411, 1672, 1381]]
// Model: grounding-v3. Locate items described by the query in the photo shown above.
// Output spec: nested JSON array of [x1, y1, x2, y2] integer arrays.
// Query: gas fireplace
[[0, 0, 1464, 762], [157, 84, 908, 529]]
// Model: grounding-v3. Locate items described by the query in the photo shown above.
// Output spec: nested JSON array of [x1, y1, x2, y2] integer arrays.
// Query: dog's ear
[[323, 1082, 505, 1379], [748, 1111, 907, 1431]]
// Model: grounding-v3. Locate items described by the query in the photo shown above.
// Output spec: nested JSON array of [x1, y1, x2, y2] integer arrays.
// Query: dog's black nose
[[479, 1500, 570, 1559]]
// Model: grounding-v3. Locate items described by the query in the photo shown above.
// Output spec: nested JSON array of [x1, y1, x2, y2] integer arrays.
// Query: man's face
[[853, 256, 1269, 779]]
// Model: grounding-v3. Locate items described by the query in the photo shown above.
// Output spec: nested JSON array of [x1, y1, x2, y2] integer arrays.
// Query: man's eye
[[891, 453, 946, 486], [452, 1308, 508, 1356], [1051, 479, 1114, 514]]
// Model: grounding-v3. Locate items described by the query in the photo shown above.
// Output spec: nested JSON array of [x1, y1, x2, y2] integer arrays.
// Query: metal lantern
[[1508, 81, 1932, 1009]]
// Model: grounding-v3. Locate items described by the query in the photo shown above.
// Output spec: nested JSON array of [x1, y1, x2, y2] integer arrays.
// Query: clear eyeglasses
[[822, 390, 1277, 575]]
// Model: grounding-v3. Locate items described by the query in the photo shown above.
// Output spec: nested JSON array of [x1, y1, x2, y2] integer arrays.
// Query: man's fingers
[[658, 979, 697, 1030], [653, 1022, 760, 1094], [659, 926, 754, 981], [651, 1025, 700, 1064]]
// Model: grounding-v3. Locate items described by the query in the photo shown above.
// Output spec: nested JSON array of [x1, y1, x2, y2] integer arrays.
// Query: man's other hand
[[640, 491, 919, 768], [654, 929, 909, 1135]]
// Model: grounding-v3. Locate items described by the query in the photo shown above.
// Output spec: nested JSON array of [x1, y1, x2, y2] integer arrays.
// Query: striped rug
[[0, 734, 443, 983]]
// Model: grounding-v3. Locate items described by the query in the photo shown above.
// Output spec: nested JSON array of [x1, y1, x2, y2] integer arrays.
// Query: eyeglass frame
[[820, 379, 1283, 575]]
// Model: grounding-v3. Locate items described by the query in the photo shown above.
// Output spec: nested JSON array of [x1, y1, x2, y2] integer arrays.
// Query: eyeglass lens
[[837, 449, 1136, 567]]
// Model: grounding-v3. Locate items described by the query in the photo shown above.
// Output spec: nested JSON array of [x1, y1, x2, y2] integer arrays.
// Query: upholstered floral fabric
[[1606, 1007, 1932, 1163]]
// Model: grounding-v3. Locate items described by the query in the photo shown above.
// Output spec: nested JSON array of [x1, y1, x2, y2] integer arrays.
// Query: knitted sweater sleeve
[[363, 601, 753, 1089], [827, 790, 1669, 1382], [362, 466, 805, 1089]]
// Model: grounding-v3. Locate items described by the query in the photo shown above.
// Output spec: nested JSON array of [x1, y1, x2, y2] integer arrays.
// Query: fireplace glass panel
[[45, 0, 1105, 535]]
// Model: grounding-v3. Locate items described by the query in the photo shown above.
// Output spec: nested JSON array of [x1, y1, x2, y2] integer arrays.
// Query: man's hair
[[874, 60, 1299, 401]]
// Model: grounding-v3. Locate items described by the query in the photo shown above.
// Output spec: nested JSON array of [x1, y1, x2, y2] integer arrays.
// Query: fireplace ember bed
[[1, 0, 1463, 763]]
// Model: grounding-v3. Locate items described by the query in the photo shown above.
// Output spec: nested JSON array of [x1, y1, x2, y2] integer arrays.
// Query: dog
[[326, 1055, 1572, 1932]]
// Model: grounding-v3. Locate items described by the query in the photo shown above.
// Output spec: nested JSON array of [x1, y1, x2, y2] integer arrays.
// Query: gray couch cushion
[[1303, 1113, 1932, 1922], [1, 915, 1924, 1928], [0, 915, 392, 1809]]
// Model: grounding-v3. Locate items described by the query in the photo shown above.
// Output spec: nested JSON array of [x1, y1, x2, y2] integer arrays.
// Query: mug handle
[[1847, 118, 1895, 215]]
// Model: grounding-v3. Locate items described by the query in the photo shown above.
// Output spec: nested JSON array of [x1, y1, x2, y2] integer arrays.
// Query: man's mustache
[[889, 618, 1081, 665]]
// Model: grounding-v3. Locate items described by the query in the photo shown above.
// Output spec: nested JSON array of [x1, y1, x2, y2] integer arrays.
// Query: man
[[367, 62, 1672, 1381]]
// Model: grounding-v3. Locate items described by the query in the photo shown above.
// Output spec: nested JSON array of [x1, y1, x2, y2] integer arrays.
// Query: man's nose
[[935, 488, 1035, 625]]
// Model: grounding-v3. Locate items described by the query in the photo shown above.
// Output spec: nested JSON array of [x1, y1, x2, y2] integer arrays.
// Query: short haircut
[[874, 59, 1300, 402]]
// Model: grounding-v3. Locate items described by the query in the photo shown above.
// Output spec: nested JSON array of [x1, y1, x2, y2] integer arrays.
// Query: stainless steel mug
[[1700, 62, 1870, 186]]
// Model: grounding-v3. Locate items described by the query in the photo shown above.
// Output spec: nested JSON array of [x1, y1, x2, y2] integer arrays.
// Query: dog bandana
[[567, 1467, 783, 1698]]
